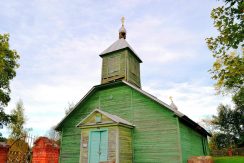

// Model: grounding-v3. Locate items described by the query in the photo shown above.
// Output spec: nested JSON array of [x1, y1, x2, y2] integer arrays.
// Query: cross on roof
[[121, 16, 125, 26]]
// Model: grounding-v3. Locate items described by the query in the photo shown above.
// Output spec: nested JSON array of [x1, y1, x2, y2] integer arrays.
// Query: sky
[[0, 0, 230, 137]]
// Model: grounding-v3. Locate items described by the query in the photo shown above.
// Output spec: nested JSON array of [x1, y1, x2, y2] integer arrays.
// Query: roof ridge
[[100, 38, 142, 62]]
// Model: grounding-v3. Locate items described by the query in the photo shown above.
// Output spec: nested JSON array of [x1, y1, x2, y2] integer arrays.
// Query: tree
[[211, 50, 244, 94], [205, 101, 244, 150], [206, 0, 244, 94], [233, 87, 244, 108], [64, 102, 74, 115], [8, 100, 27, 139], [232, 87, 244, 146], [209, 133, 239, 150], [46, 126, 60, 144], [0, 33, 19, 129]]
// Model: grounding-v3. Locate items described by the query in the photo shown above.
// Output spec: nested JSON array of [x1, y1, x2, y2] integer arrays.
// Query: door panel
[[100, 131, 108, 161], [89, 131, 100, 163]]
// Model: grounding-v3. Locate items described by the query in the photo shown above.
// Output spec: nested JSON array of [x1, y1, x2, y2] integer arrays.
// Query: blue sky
[[0, 0, 230, 137]]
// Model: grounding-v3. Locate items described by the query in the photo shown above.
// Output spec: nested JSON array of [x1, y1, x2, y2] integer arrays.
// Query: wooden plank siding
[[131, 90, 180, 163], [101, 49, 141, 88], [119, 126, 133, 163], [101, 51, 126, 84], [127, 50, 141, 87], [59, 93, 100, 163], [59, 84, 182, 163], [179, 121, 208, 163]]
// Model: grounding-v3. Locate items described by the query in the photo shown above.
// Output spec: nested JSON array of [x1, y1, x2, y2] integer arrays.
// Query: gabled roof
[[100, 38, 142, 63], [76, 109, 134, 127], [55, 80, 211, 136]]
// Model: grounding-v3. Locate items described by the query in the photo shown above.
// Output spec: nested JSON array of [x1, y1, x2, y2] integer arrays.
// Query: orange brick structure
[[0, 142, 10, 163], [32, 137, 60, 163], [188, 156, 214, 163]]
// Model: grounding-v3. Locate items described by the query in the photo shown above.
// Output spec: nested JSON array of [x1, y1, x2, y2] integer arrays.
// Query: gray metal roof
[[100, 38, 142, 62]]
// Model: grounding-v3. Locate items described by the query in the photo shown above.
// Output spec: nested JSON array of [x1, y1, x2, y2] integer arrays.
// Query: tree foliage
[[209, 133, 239, 150], [46, 126, 60, 145], [206, 0, 244, 94], [211, 50, 244, 93], [64, 102, 74, 115], [233, 87, 244, 108], [206, 101, 244, 150], [0, 33, 19, 127], [206, 0, 243, 55], [8, 100, 27, 139]]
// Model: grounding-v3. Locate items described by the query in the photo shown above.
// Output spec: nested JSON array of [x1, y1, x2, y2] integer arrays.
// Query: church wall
[[119, 126, 133, 163], [59, 93, 100, 163], [131, 89, 181, 163], [59, 83, 182, 163], [179, 121, 208, 163]]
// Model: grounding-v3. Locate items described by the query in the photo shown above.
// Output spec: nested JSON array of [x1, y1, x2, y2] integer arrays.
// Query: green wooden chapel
[[55, 19, 211, 163]]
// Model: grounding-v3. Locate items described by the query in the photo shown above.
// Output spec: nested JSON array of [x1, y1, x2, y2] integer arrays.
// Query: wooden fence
[[7, 134, 37, 163], [211, 147, 244, 157]]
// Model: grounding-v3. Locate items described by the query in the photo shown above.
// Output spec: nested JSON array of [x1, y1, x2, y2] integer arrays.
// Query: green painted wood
[[119, 126, 133, 163], [179, 121, 208, 163], [127, 50, 140, 87], [176, 117, 183, 163], [59, 93, 100, 163], [101, 49, 141, 87], [59, 83, 207, 163]]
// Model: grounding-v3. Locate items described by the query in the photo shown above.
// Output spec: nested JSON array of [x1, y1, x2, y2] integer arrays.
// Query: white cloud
[[124, 15, 204, 65], [1, 0, 227, 137], [143, 81, 231, 122]]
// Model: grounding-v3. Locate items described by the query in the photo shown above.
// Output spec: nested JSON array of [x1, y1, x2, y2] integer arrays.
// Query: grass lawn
[[213, 156, 244, 163]]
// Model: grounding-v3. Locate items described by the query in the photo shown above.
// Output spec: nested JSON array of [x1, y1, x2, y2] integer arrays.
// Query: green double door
[[89, 130, 108, 163]]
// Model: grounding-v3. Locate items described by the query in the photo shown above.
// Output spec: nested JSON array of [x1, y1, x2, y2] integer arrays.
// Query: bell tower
[[100, 17, 142, 88]]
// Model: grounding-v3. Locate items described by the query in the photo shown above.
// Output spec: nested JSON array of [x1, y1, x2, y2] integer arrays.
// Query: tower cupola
[[100, 17, 142, 88], [119, 17, 126, 39]]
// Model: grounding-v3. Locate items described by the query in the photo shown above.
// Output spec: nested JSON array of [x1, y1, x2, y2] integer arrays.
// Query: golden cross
[[121, 16, 125, 26]]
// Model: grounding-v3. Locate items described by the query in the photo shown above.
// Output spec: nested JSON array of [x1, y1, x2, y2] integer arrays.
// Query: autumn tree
[[205, 0, 244, 150], [206, 0, 243, 94]]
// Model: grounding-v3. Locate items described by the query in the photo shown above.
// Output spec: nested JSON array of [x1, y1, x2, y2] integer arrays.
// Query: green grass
[[213, 156, 244, 163]]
